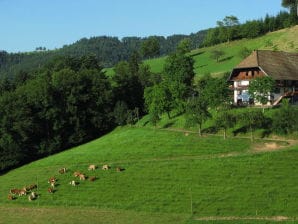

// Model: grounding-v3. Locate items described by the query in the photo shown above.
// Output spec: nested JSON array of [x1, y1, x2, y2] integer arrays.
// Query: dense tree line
[[203, 10, 298, 46], [0, 54, 148, 172], [0, 30, 207, 80]]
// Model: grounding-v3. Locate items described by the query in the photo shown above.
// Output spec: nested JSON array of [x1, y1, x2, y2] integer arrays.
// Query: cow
[[73, 171, 81, 177], [28, 192, 37, 201], [10, 189, 20, 195], [69, 180, 77, 186], [79, 173, 86, 180], [18, 189, 27, 196], [102, 164, 110, 170], [50, 182, 56, 188], [89, 176, 96, 182], [48, 187, 54, 193], [7, 194, 15, 200], [88, 164, 97, 171], [48, 177, 57, 184], [59, 168, 66, 174], [116, 167, 125, 172]]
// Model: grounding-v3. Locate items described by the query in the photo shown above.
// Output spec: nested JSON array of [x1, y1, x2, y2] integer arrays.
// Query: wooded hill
[[0, 31, 207, 79]]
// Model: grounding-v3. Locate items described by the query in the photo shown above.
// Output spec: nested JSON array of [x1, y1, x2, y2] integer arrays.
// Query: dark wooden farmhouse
[[228, 50, 298, 105]]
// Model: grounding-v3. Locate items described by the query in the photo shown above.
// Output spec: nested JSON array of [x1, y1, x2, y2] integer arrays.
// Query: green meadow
[[1, 127, 298, 223]]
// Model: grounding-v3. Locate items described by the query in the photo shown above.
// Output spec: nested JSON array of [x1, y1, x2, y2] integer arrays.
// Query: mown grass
[[1, 127, 298, 223]]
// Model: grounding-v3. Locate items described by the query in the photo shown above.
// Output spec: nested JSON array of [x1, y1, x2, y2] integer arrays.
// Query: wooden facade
[[229, 50, 298, 106]]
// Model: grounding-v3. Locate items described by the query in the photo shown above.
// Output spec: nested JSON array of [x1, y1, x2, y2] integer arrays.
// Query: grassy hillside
[[1, 126, 298, 223], [102, 26, 298, 78], [142, 26, 298, 79]]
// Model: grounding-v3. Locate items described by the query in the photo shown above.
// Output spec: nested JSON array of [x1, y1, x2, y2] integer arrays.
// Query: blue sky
[[0, 0, 286, 53]]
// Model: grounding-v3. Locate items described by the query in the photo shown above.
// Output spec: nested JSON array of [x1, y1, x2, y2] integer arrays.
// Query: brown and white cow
[[10, 189, 20, 195], [73, 171, 81, 177], [116, 167, 125, 172], [59, 167, 66, 174], [7, 194, 15, 200], [102, 164, 110, 170], [69, 180, 77, 186], [88, 164, 97, 171], [28, 192, 37, 201], [48, 187, 54, 193], [79, 173, 86, 180], [48, 177, 57, 184]]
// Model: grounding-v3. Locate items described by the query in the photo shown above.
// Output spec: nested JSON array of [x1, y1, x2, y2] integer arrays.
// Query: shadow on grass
[[190, 51, 205, 57], [219, 56, 234, 62], [233, 126, 248, 136], [202, 126, 218, 134], [163, 121, 177, 128]]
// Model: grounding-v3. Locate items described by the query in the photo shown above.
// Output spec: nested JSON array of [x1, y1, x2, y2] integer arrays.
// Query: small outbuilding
[[228, 50, 298, 105]]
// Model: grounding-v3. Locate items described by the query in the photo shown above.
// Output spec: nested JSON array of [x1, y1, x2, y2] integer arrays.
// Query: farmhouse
[[228, 50, 298, 105]]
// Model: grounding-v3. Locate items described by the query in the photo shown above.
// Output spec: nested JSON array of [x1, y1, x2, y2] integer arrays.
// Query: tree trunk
[[167, 111, 171, 119], [198, 125, 202, 137], [250, 126, 254, 142], [223, 128, 227, 140]]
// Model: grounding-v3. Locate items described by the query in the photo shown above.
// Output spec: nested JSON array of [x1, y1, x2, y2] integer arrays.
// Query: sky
[[0, 0, 286, 53]]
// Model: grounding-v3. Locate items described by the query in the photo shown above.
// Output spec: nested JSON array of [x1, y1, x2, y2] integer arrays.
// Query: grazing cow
[[116, 167, 125, 172], [79, 173, 86, 180], [48, 177, 57, 184], [69, 180, 77, 186], [10, 189, 20, 195], [28, 192, 37, 201], [89, 176, 96, 182], [7, 194, 15, 200], [48, 187, 54, 193], [50, 182, 56, 188], [73, 171, 81, 177], [88, 164, 96, 171], [102, 164, 110, 170], [18, 189, 27, 196], [59, 167, 66, 174]]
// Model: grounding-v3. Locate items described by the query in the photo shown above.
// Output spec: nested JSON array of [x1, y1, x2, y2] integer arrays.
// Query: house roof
[[232, 50, 298, 80]]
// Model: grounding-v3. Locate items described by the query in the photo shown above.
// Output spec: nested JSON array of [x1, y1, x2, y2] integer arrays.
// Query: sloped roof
[[234, 50, 298, 80]]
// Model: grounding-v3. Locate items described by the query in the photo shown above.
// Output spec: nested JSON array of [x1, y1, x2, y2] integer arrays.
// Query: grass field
[[1, 126, 298, 223]]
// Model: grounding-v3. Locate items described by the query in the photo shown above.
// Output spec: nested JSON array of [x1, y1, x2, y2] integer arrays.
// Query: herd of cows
[[8, 164, 124, 201]]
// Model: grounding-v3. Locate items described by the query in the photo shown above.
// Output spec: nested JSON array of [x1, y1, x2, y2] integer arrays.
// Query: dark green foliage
[[272, 99, 298, 134], [176, 38, 191, 54], [203, 11, 298, 47], [210, 49, 225, 62], [248, 76, 275, 107], [113, 101, 129, 126], [164, 52, 195, 87], [113, 52, 148, 115], [0, 30, 207, 80], [184, 96, 210, 136], [237, 109, 266, 141], [238, 47, 252, 59], [198, 75, 230, 109], [0, 55, 115, 172], [141, 37, 160, 58], [215, 107, 236, 139], [144, 82, 172, 119]]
